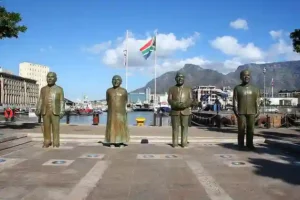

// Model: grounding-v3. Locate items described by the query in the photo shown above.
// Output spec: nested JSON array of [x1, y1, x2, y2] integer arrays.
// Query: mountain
[[131, 60, 300, 94]]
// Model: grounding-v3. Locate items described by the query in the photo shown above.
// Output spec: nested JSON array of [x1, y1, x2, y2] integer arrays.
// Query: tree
[[0, 6, 27, 39], [290, 29, 300, 53]]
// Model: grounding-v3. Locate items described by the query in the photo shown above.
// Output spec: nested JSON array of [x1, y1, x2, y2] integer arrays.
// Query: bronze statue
[[233, 69, 260, 150], [35, 72, 65, 148], [105, 75, 129, 147], [168, 72, 193, 148]]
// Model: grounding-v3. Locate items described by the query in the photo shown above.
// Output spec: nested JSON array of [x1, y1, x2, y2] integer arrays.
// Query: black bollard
[[153, 112, 157, 126], [159, 113, 163, 126], [66, 111, 70, 124], [38, 115, 42, 123], [266, 114, 270, 129]]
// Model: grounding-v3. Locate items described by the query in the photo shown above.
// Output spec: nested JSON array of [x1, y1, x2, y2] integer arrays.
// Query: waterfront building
[[145, 87, 151, 102], [193, 85, 217, 104], [128, 93, 146, 103], [0, 72, 39, 107], [19, 62, 50, 92], [278, 89, 300, 98]]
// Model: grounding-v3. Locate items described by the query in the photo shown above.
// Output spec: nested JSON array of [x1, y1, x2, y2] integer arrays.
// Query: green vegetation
[[290, 29, 300, 53], [0, 6, 27, 39]]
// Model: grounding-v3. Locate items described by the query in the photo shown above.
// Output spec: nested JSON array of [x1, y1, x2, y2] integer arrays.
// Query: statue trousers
[[42, 109, 60, 146], [237, 114, 255, 147], [171, 114, 189, 146]]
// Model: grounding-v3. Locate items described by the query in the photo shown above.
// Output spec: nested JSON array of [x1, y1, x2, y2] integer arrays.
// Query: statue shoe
[[42, 142, 52, 148]]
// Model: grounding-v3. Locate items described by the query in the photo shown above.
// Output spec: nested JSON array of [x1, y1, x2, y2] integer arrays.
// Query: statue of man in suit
[[105, 75, 129, 147], [35, 72, 65, 148], [168, 72, 193, 148], [233, 69, 260, 150]]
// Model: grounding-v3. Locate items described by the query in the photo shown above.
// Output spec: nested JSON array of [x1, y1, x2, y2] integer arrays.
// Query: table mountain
[[131, 60, 300, 94]]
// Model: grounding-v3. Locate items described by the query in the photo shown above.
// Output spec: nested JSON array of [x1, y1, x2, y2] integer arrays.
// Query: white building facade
[[19, 62, 50, 92]]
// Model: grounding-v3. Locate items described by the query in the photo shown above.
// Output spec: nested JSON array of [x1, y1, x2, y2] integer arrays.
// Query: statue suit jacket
[[168, 85, 193, 116], [233, 84, 260, 115], [36, 85, 65, 116]]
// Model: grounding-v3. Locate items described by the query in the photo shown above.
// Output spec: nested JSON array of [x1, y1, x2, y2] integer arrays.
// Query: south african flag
[[140, 36, 156, 60]]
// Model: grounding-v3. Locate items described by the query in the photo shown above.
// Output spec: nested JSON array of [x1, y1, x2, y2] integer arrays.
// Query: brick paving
[[0, 141, 299, 200]]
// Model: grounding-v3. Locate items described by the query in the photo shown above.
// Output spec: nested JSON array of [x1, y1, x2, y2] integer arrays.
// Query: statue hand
[[35, 110, 41, 117], [59, 112, 65, 119]]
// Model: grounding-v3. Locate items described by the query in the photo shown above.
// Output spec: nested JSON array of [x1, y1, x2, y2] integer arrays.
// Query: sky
[[0, 0, 300, 101]]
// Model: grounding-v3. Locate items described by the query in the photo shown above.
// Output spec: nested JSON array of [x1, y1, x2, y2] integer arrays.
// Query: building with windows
[[0, 72, 39, 107], [19, 62, 50, 92], [193, 85, 217, 104], [128, 93, 146, 103], [278, 89, 300, 98]]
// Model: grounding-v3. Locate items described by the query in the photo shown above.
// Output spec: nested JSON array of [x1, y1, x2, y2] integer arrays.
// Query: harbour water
[[61, 111, 171, 126]]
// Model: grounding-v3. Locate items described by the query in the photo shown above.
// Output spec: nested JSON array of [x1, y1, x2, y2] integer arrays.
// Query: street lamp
[[263, 67, 266, 115]]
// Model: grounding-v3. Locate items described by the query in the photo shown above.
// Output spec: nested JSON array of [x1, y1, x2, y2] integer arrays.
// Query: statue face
[[241, 71, 251, 84], [47, 73, 57, 86], [112, 76, 122, 87], [175, 74, 184, 86]]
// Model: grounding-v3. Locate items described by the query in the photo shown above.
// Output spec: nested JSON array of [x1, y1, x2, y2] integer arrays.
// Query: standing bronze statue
[[105, 75, 129, 147], [168, 72, 193, 148], [35, 72, 65, 148], [233, 69, 260, 150]]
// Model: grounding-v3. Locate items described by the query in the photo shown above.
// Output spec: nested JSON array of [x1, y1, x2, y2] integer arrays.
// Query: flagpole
[[271, 77, 274, 98], [125, 30, 129, 90], [154, 31, 157, 106]]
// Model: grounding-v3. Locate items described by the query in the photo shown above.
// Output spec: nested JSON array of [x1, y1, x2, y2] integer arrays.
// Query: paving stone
[[0, 140, 300, 199], [21, 185, 74, 200]]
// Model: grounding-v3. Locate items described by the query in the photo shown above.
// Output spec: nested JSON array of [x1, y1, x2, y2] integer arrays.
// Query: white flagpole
[[154, 31, 157, 105], [125, 30, 129, 90], [271, 77, 274, 98]]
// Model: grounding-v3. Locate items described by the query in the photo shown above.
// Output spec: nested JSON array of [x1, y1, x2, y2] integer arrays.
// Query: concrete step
[[27, 133, 265, 144], [0, 133, 32, 151]]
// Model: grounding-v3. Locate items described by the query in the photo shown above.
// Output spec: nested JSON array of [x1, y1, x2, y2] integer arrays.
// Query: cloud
[[267, 34, 300, 61], [84, 29, 300, 76], [269, 30, 283, 40], [229, 18, 248, 30], [210, 36, 264, 61], [82, 41, 112, 54], [101, 31, 200, 68]]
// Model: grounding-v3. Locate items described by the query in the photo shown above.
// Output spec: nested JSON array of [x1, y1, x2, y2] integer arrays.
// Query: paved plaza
[[0, 139, 299, 200]]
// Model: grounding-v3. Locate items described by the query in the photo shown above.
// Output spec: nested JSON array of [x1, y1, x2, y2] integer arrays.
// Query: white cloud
[[82, 41, 112, 54], [210, 36, 264, 61], [269, 30, 283, 40], [101, 31, 199, 68], [229, 18, 248, 30], [83, 29, 300, 76]]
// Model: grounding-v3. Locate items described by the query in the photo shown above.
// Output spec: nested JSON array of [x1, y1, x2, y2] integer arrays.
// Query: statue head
[[112, 75, 122, 88], [47, 72, 57, 86], [240, 69, 251, 84], [175, 72, 185, 86]]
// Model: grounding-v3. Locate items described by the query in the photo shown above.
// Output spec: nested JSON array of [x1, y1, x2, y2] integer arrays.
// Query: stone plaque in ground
[[136, 154, 182, 159], [42, 159, 74, 166], [79, 154, 105, 159], [214, 154, 238, 160], [0, 158, 27, 172], [224, 160, 253, 167]]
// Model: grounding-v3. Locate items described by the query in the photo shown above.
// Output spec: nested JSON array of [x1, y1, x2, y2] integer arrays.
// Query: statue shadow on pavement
[[218, 142, 300, 185]]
